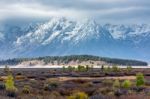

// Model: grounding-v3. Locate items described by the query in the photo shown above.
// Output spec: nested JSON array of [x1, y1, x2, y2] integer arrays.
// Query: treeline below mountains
[[0, 55, 148, 66]]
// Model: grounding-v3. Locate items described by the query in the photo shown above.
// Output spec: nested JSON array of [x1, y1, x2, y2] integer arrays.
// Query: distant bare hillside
[[0, 55, 148, 66]]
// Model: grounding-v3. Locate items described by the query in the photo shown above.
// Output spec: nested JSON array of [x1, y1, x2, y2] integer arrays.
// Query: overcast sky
[[0, 0, 150, 24]]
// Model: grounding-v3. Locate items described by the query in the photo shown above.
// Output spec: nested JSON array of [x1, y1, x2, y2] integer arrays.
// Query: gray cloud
[[0, 0, 150, 24]]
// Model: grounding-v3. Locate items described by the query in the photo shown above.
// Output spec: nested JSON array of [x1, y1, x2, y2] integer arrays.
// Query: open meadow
[[0, 66, 150, 99]]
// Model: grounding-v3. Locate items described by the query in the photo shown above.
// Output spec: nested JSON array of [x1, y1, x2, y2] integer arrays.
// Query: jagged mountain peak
[[15, 17, 101, 47]]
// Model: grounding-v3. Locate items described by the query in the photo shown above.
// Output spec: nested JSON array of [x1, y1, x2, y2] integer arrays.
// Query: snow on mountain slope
[[15, 18, 101, 48], [62, 19, 100, 44], [105, 24, 150, 40], [0, 17, 149, 61]]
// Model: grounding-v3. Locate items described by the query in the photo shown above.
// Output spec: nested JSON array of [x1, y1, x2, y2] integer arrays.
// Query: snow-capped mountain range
[[0, 17, 150, 62]]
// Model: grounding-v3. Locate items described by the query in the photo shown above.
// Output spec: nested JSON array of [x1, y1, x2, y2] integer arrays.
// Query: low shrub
[[68, 91, 89, 99], [122, 80, 132, 89], [5, 75, 18, 97], [113, 79, 120, 88], [5, 75, 17, 90], [22, 85, 30, 94], [136, 73, 145, 87]]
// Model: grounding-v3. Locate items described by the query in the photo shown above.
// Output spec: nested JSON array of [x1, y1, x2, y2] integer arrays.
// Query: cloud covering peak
[[0, 0, 150, 24]]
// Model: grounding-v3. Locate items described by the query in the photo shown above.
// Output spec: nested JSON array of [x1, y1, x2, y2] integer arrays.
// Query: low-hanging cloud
[[0, 0, 150, 24]]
